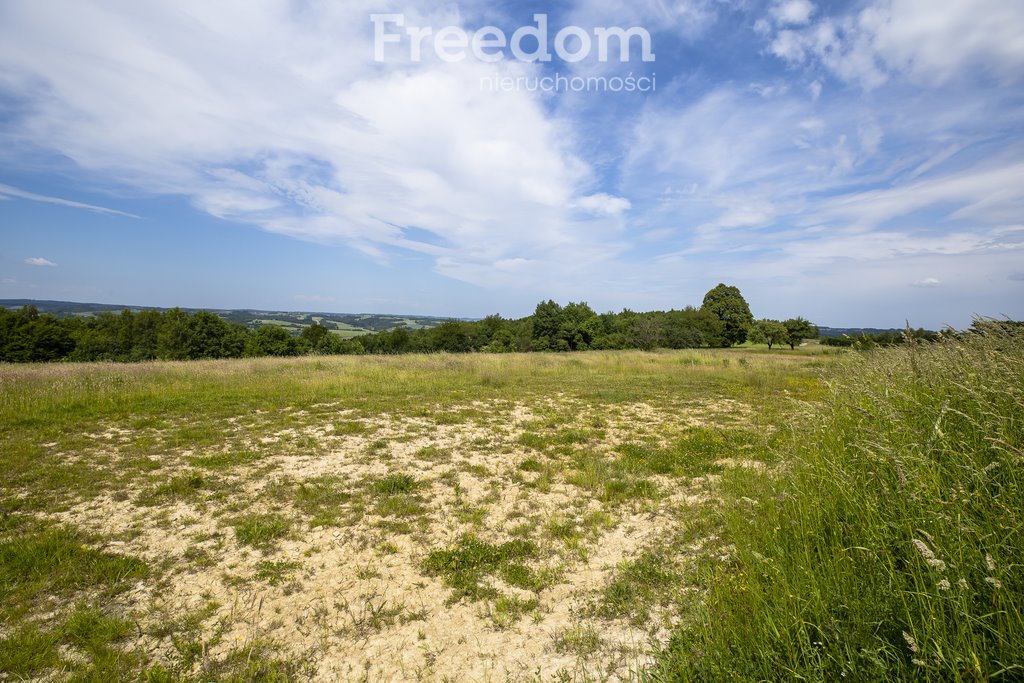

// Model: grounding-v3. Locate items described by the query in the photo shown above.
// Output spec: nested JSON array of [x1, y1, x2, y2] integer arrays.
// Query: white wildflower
[[912, 539, 947, 571], [937, 579, 951, 591], [986, 554, 996, 572], [912, 659, 927, 667], [903, 631, 919, 654], [958, 578, 969, 590], [986, 576, 1003, 589]]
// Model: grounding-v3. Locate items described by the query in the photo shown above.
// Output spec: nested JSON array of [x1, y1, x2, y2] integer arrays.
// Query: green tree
[[246, 326, 298, 357], [531, 300, 563, 351], [783, 317, 818, 350], [748, 319, 789, 349], [701, 284, 754, 347]]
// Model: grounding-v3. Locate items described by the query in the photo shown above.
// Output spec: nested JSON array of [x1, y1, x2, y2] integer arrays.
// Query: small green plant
[[232, 513, 291, 549], [254, 560, 302, 586]]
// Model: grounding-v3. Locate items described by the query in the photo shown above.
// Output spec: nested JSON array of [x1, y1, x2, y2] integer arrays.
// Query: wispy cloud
[[0, 183, 140, 218], [24, 257, 57, 267], [912, 277, 941, 288]]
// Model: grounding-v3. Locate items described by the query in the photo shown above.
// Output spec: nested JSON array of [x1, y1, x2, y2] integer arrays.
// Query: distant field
[[0, 299, 455, 337], [0, 349, 829, 681]]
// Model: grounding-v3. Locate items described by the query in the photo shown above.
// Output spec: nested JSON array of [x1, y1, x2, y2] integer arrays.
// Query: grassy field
[[0, 336, 1019, 681]]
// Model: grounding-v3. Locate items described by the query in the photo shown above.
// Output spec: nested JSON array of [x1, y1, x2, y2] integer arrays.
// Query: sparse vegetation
[[6, 336, 1014, 680]]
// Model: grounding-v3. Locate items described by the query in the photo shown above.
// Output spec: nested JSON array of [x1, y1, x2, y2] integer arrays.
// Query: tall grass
[[653, 322, 1023, 680]]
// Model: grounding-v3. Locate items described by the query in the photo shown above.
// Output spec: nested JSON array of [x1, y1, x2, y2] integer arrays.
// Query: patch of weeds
[[254, 560, 302, 586], [565, 452, 660, 505], [182, 545, 216, 570], [193, 639, 312, 682], [355, 565, 380, 580], [136, 471, 217, 507], [416, 446, 451, 462], [335, 419, 369, 436], [600, 549, 680, 624], [232, 513, 291, 550], [0, 625, 60, 677], [370, 474, 427, 530], [491, 594, 539, 629], [518, 457, 543, 473], [457, 504, 488, 527], [367, 439, 389, 455], [190, 449, 263, 470], [292, 476, 358, 527], [372, 473, 419, 495], [379, 541, 400, 555], [0, 526, 148, 619], [64, 603, 133, 655], [464, 463, 491, 478], [553, 624, 603, 656], [423, 535, 539, 602]]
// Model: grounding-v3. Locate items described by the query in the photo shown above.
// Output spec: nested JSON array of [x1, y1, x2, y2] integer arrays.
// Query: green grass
[[0, 347, 835, 679], [651, 322, 1024, 681], [423, 535, 540, 602], [232, 513, 292, 550]]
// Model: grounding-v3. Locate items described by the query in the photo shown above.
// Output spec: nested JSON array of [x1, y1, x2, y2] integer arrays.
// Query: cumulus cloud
[[912, 277, 941, 288], [24, 257, 57, 267], [0, 1, 624, 289], [771, 0, 815, 26]]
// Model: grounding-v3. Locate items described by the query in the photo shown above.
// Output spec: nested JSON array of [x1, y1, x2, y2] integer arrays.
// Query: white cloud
[[912, 277, 941, 288], [0, 183, 140, 218], [24, 257, 57, 267], [577, 193, 631, 216], [1, 277, 16, 284], [762, 0, 1024, 88], [0, 1, 625, 289], [772, 0, 815, 26]]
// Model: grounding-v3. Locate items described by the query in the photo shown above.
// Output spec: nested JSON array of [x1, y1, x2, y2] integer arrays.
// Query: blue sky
[[1, 0, 1022, 329]]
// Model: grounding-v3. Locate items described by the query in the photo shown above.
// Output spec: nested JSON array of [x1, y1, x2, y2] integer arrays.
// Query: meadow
[[1, 331, 1020, 681]]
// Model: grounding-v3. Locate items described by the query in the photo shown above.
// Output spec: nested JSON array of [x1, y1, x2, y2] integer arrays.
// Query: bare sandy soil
[[49, 396, 756, 681]]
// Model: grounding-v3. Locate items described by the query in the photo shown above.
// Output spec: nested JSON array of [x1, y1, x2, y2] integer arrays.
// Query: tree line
[[0, 284, 820, 363]]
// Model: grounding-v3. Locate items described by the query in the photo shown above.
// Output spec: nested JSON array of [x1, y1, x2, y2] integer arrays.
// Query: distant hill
[[817, 326, 923, 338], [0, 299, 453, 339]]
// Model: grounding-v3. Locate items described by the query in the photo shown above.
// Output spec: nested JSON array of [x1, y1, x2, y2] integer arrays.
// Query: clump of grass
[[655, 322, 1024, 680], [135, 471, 216, 506], [254, 560, 302, 587], [232, 513, 291, 550], [291, 476, 357, 527], [565, 451, 659, 505], [553, 624, 603, 656], [0, 527, 148, 618], [422, 535, 539, 602], [601, 549, 679, 624], [371, 473, 419, 496]]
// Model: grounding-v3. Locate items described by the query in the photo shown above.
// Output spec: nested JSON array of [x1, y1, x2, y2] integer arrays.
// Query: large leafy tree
[[701, 284, 754, 347], [531, 300, 563, 351], [783, 317, 818, 350]]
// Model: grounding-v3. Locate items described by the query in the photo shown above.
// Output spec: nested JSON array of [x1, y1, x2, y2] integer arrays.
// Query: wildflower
[[912, 659, 927, 667], [937, 579, 951, 591], [912, 539, 946, 571], [958, 578, 969, 590], [986, 576, 1003, 589], [986, 554, 996, 572], [903, 631, 919, 654]]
